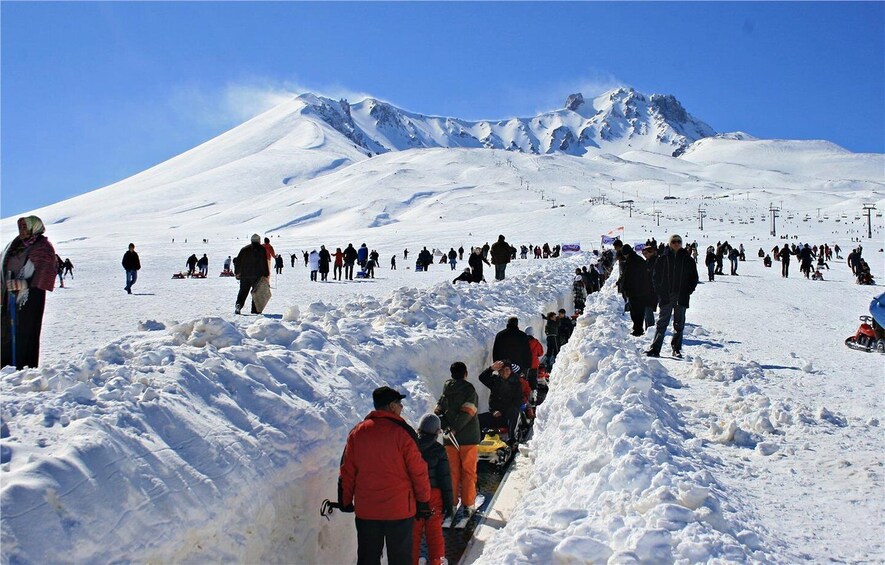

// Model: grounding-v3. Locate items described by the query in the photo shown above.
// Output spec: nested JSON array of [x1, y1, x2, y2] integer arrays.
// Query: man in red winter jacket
[[339, 386, 432, 565]]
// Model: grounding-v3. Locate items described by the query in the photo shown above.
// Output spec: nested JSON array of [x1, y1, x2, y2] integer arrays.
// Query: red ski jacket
[[528, 336, 544, 369], [340, 410, 431, 520]]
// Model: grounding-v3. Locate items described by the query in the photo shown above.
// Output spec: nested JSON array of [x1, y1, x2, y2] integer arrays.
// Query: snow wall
[[476, 283, 777, 563], [0, 256, 576, 564]]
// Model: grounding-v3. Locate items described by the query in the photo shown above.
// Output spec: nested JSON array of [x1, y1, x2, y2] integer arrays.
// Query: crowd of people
[[337, 308, 578, 565]]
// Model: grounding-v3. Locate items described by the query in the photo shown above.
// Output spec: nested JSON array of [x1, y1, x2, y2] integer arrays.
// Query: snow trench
[[476, 284, 777, 564], [0, 257, 576, 564]]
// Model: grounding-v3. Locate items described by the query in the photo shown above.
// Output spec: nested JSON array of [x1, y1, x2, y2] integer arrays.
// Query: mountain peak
[[564, 93, 585, 112]]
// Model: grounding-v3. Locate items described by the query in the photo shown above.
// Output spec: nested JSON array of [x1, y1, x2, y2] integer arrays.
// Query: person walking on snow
[[234, 234, 270, 314], [344, 244, 358, 280], [411, 414, 454, 565], [435, 362, 480, 520], [308, 250, 319, 282], [490, 234, 511, 281], [338, 386, 432, 565], [122, 243, 141, 294], [645, 234, 698, 358], [186, 253, 198, 276], [1, 216, 57, 369], [198, 254, 209, 276]]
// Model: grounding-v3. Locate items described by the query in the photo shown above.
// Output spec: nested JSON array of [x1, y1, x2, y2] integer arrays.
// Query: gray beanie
[[251, 233, 261, 243], [418, 413, 441, 435]]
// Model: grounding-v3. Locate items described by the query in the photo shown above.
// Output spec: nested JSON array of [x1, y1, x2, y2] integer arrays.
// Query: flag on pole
[[600, 226, 625, 246]]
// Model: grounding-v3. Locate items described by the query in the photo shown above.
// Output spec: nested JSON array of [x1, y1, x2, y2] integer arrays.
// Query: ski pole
[[7, 281, 17, 369], [444, 429, 460, 450]]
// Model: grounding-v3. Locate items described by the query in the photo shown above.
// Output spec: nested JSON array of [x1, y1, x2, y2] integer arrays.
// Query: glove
[[416, 501, 432, 520], [339, 503, 354, 513]]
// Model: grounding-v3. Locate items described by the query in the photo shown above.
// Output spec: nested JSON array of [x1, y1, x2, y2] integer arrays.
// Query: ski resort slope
[[0, 248, 881, 564], [1, 90, 884, 562]]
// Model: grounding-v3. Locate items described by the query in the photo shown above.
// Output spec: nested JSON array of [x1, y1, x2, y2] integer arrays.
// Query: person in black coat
[[234, 234, 270, 314], [468, 247, 490, 282], [122, 243, 141, 294], [620, 245, 654, 336], [343, 244, 358, 280], [646, 234, 698, 358], [478, 360, 524, 443], [318, 245, 331, 281], [492, 317, 532, 378]]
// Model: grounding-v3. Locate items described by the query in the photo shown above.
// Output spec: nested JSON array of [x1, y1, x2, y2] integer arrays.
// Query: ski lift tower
[[863, 204, 877, 239], [769, 204, 781, 237], [698, 203, 707, 231]]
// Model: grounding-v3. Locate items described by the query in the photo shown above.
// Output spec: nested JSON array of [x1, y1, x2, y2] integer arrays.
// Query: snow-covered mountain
[[308, 87, 716, 158], [2, 87, 882, 247]]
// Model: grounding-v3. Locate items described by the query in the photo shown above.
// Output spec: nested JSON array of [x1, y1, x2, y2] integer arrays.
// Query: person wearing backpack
[[435, 362, 480, 519]]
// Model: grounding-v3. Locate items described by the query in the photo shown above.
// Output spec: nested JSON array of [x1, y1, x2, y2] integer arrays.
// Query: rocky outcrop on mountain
[[296, 87, 716, 158]]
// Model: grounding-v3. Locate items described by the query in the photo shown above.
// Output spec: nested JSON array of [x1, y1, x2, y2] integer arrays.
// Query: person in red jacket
[[524, 326, 544, 390], [339, 386, 432, 565]]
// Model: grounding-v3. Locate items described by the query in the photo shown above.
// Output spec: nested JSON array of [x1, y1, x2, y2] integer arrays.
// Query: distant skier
[[63, 258, 74, 279], [290, 253, 297, 268], [274, 254, 284, 275], [448, 248, 457, 270], [390, 255, 397, 270]]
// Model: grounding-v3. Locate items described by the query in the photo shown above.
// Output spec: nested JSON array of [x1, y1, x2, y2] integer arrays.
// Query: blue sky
[[2, 2, 883, 217]]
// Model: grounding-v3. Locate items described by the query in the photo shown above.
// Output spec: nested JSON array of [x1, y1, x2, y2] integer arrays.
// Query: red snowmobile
[[845, 293, 885, 353]]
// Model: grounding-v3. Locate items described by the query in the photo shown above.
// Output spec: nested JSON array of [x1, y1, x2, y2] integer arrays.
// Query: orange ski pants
[[446, 444, 478, 508], [412, 488, 445, 565]]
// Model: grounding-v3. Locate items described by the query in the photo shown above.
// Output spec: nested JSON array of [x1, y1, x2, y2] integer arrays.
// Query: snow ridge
[[477, 283, 778, 563], [0, 256, 576, 564]]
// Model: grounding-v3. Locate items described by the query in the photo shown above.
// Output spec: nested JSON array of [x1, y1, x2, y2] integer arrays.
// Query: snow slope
[[1, 88, 884, 564]]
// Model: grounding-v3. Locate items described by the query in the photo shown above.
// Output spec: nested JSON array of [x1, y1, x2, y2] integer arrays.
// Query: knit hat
[[418, 413, 441, 434], [525, 327, 534, 336], [251, 234, 261, 243]]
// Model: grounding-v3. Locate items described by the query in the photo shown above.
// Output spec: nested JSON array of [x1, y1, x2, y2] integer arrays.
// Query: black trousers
[[355, 517, 413, 565], [235, 277, 261, 313], [1, 288, 46, 369], [629, 298, 646, 335]]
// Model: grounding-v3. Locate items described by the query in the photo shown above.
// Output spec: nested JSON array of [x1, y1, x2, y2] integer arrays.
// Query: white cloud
[[166, 78, 377, 130]]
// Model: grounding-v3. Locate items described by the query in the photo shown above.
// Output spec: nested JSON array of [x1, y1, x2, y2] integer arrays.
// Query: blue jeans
[[125, 270, 138, 292], [495, 264, 506, 280], [650, 293, 686, 353]]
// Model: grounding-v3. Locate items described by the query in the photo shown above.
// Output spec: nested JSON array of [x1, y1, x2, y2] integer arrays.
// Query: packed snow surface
[[1, 89, 883, 563]]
